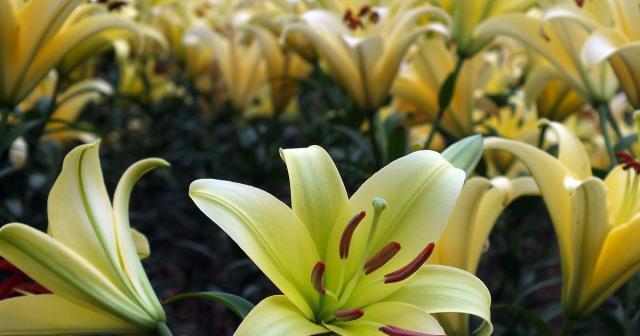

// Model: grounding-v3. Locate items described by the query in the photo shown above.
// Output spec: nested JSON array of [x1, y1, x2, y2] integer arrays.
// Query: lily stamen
[[364, 242, 401, 275], [384, 243, 435, 284], [0, 272, 27, 300], [340, 211, 366, 259], [0, 260, 18, 272], [615, 151, 640, 173], [311, 261, 327, 294], [379, 325, 442, 336], [334, 308, 364, 321]]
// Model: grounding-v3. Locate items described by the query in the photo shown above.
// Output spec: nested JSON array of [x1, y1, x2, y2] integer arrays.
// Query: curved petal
[[47, 141, 124, 287], [280, 146, 349, 257], [541, 119, 591, 179], [113, 158, 169, 320], [0, 294, 137, 335], [0, 224, 152, 328], [189, 179, 319, 318], [234, 295, 328, 336], [385, 265, 493, 336], [325, 301, 444, 336], [325, 151, 465, 307]]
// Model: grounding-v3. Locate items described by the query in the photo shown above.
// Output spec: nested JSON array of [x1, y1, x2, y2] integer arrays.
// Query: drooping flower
[[190, 145, 493, 335]]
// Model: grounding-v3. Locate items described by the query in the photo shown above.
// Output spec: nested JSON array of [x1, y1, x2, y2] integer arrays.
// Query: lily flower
[[485, 120, 640, 316], [190, 145, 493, 335], [524, 63, 585, 121], [281, 5, 449, 110], [539, 0, 640, 110], [475, 0, 618, 105], [0, 0, 138, 107], [433, 176, 539, 334], [0, 141, 170, 335]]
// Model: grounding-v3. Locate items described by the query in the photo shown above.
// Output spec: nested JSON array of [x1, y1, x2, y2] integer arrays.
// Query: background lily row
[[2, 0, 640, 335]]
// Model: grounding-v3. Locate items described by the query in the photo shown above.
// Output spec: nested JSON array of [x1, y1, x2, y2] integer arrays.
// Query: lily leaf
[[164, 291, 255, 319]]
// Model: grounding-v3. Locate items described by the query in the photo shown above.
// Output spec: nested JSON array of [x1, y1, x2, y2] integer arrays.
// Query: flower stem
[[560, 316, 574, 336], [367, 108, 381, 169], [157, 322, 174, 336], [425, 56, 465, 149], [596, 102, 616, 170]]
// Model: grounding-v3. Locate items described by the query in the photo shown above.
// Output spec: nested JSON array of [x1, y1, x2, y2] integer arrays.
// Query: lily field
[[2, 0, 640, 335]]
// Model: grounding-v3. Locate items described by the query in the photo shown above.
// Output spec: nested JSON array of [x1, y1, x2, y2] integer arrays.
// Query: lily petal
[[0, 294, 136, 335], [235, 295, 328, 336], [280, 146, 349, 257], [189, 179, 320, 318], [541, 119, 591, 179]]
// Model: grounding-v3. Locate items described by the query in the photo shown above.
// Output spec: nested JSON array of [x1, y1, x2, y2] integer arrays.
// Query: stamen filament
[[384, 243, 435, 284], [364, 242, 401, 275]]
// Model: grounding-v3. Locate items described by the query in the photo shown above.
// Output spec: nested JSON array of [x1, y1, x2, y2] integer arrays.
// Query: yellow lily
[[0, 0, 138, 107], [475, 0, 618, 105], [281, 5, 449, 111], [0, 141, 169, 334], [541, 0, 640, 110], [524, 63, 585, 121], [187, 26, 267, 113], [485, 120, 640, 316], [433, 176, 539, 334], [438, 0, 536, 57], [190, 145, 492, 335], [392, 37, 487, 140]]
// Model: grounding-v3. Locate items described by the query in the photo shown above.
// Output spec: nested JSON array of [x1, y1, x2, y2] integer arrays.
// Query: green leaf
[[442, 134, 483, 177], [164, 291, 255, 319], [493, 304, 552, 336]]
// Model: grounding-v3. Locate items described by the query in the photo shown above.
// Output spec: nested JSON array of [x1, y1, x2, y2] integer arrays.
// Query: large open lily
[[190, 145, 493, 335], [485, 120, 640, 317], [0, 0, 138, 107], [281, 5, 448, 111], [0, 141, 169, 335]]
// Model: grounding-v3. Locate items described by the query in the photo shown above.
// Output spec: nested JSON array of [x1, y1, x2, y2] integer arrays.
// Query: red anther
[[615, 151, 640, 174], [358, 5, 371, 17], [339, 211, 366, 259], [575, 0, 585, 7], [343, 9, 354, 22], [364, 242, 401, 275], [0, 260, 19, 273], [384, 243, 435, 284], [334, 308, 364, 321], [379, 325, 442, 336], [13, 283, 50, 295], [369, 11, 380, 24], [0, 272, 28, 300], [311, 261, 326, 295]]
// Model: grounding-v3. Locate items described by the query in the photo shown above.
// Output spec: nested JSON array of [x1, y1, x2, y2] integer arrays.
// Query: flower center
[[309, 198, 436, 330], [343, 5, 380, 31], [0, 259, 50, 300], [614, 152, 640, 225]]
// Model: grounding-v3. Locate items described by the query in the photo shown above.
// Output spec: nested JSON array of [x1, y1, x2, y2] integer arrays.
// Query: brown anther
[[334, 308, 364, 321], [379, 325, 442, 336], [575, 0, 585, 7], [311, 261, 326, 295], [339, 211, 366, 259], [369, 11, 380, 24], [384, 243, 435, 284], [615, 151, 640, 174], [358, 5, 371, 17], [107, 1, 127, 11], [0, 260, 19, 273], [364, 242, 401, 275]]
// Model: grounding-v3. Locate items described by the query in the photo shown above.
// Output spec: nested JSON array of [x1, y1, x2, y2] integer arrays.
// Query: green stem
[[46, 74, 63, 118], [425, 56, 466, 149], [156, 322, 173, 336], [596, 102, 616, 170], [560, 317, 574, 336], [367, 108, 381, 169], [0, 106, 10, 135]]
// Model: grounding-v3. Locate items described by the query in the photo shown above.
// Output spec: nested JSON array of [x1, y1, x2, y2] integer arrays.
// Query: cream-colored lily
[[0, 141, 169, 334], [540, 0, 640, 109], [433, 176, 539, 334], [437, 0, 536, 57], [187, 26, 267, 113], [190, 145, 493, 335], [281, 5, 449, 111], [524, 63, 585, 121], [485, 119, 640, 316], [475, 0, 618, 105], [0, 0, 138, 107]]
